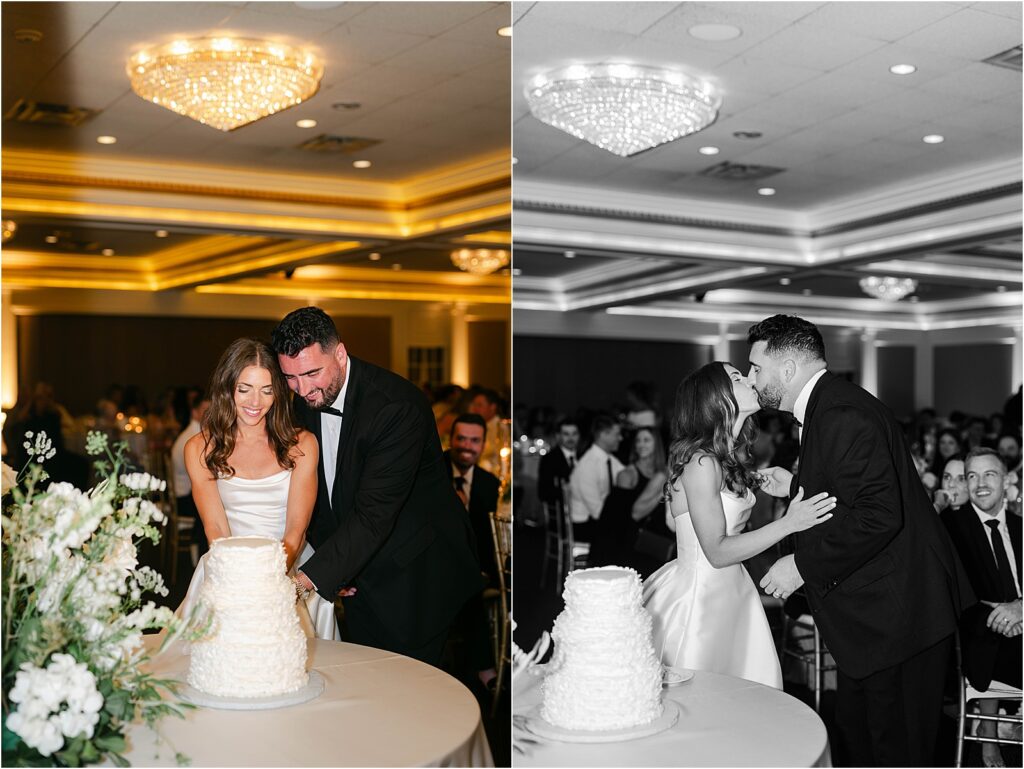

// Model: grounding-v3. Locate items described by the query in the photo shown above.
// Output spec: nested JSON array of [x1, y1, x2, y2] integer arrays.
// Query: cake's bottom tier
[[541, 667, 664, 731], [189, 642, 308, 698]]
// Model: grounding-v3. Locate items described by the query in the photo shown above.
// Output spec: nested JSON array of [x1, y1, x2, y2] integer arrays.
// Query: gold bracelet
[[291, 575, 311, 601]]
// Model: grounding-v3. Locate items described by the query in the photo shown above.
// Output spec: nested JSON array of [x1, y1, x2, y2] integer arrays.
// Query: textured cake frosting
[[541, 566, 663, 730], [188, 536, 308, 697]]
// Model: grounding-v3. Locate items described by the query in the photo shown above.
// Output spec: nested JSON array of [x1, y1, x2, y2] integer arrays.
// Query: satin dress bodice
[[177, 469, 340, 642], [642, 487, 783, 689]]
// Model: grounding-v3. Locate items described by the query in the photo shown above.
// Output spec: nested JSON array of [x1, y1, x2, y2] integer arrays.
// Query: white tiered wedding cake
[[541, 566, 664, 730], [188, 536, 308, 698]]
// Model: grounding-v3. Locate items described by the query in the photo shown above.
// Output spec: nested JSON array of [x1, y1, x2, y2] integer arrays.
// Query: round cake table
[[514, 667, 831, 767], [119, 636, 494, 767]]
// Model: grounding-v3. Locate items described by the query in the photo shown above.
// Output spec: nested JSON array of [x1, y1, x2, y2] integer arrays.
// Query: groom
[[750, 315, 973, 767], [271, 307, 484, 665]]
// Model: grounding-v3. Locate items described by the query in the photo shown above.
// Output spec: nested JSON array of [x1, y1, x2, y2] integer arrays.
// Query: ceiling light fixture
[[450, 248, 510, 275], [2, 221, 16, 242], [564, 250, 576, 259], [859, 276, 918, 302], [102, 248, 115, 256], [511, 268, 522, 277], [688, 24, 742, 41], [497, 26, 512, 37], [525, 63, 721, 157], [922, 134, 944, 144], [44, 235, 58, 244], [779, 277, 791, 286], [353, 159, 371, 168], [889, 64, 917, 75], [155, 229, 169, 238], [391, 264, 402, 271], [296, 118, 317, 128], [96, 135, 117, 144], [757, 187, 776, 196], [127, 37, 324, 131], [368, 252, 381, 261], [698, 146, 720, 155]]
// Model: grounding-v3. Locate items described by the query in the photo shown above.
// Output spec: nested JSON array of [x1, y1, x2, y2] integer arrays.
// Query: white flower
[[23, 431, 56, 462], [1, 462, 17, 496], [119, 472, 166, 493]]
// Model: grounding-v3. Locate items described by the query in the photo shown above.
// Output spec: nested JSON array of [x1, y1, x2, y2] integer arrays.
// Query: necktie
[[321, 406, 343, 417], [567, 454, 575, 472], [606, 458, 614, 489], [453, 476, 469, 509], [984, 519, 1019, 601]]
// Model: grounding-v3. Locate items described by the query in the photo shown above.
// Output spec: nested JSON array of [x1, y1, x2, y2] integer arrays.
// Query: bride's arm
[[684, 455, 833, 568], [283, 430, 319, 572], [631, 470, 667, 521], [184, 433, 231, 544]]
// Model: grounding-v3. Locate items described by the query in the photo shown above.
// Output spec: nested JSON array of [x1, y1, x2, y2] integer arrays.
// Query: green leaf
[[94, 734, 126, 753], [80, 741, 100, 763], [108, 751, 130, 767]]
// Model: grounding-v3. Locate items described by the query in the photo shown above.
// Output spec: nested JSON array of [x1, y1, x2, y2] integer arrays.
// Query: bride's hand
[[758, 466, 793, 497], [785, 487, 836, 533]]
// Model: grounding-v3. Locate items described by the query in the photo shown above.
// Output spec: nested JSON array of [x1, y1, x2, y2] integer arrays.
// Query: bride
[[642, 362, 834, 688], [178, 337, 339, 640]]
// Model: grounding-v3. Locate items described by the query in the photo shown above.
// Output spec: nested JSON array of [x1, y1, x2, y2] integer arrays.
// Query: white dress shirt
[[793, 368, 828, 441], [970, 500, 1022, 599], [321, 360, 352, 507], [570, 443, 624, 524], [171, 419, 201, 496]]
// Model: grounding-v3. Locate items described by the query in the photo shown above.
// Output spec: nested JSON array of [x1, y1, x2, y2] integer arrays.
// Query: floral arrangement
[[2, 431, 201, 767]]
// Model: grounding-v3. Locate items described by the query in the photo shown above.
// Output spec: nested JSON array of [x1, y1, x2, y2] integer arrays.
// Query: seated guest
[[933, 455, 968, 513], [941, 448, 1021, 769], [569, 415, 623, 543], [930, 427, 963, 478], [442, 413, 499, 695], [170, 391, 212, 556], [537, 418, 580, 505]]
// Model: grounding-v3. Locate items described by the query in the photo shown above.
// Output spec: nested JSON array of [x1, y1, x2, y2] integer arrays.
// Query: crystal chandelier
[[450, 249, 510, 275], [858, 276, 918, 302], [127, 38, 324, 131], [524, 63, 720, 157]]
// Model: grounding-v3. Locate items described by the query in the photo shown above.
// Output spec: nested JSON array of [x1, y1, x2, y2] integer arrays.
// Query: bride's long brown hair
[[201, 338, 298, 479], [665, 361, 762, 498]]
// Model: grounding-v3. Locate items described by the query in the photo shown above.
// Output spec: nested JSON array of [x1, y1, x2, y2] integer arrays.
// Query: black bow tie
[[793, 417, 803, 428], [321, 406, 343, 417]]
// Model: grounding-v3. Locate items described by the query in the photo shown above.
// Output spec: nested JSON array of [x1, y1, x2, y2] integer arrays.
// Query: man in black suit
[[444, 412, 500, 692], [272, 307, 483, 666], [444, 413, 501, 581], [942, 448, 1021, 767], [537, 418, 580, 505], [750, 315, 973, 767]]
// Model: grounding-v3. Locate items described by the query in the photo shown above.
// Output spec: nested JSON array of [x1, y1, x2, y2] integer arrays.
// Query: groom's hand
[[759, 554, 804, 600]]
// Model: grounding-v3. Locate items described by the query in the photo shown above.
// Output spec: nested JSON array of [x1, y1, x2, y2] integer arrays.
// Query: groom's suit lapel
[[790, 370, 833, 498]]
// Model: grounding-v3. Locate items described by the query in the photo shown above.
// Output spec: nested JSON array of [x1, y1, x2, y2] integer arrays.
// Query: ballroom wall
[[933, 342, 1014, 418], [16, 313, 392, 416]]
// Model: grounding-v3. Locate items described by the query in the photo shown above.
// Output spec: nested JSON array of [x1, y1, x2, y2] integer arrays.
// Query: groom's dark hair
[[272, 307, 340, 357], [747, 315, 826, 362]]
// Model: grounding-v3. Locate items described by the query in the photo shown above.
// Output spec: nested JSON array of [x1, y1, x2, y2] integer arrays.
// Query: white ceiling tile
[[345, 2, 494, 37], [385, 35, 506, 78], [609, 36, 737, 75], [797, 2, 963, 42], [743, 24, 889, 72], [444, 4, 513, 47], [202, 7, 338, 44], [644, 3, 824, 51], [826, 41, 974, 88], [712, 55, 826, 97], [897, 7, 1023, 59], [918, 61, 1023, 102], [970, 2, 1023, 20], [519, 2, 677, 36]]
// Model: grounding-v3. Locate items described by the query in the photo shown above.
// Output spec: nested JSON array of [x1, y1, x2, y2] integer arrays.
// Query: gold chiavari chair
[[488, 507, 512, 717]]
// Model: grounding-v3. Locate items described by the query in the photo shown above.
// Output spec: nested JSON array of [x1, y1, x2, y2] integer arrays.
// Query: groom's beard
[[755, 379, 784, 410], [305, 374, 344, 411]]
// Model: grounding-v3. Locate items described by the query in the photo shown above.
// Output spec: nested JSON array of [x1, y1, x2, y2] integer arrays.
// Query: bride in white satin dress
[[178, 338, 339, 641], [642, 362, 834, 688]]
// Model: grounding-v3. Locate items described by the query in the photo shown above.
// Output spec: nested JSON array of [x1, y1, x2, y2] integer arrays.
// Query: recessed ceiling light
[[353, 160, 372, 168], [802, 288, 812, 296], [497, 26, 512, 37], [922, 134, 944, 144], [779, 277, 791, 286], [511, 157, 518, 165], [997, 285, 1007, 292], [512, 268, 523, 277], [698, 146, 720, 155], [368, 252, 382, 261], [564, 250, 576, 259], [391, 263, 402, 271], [155, 229, 169, 238], [102, 248, 115, 256], [296, 118, 317, 128], [688, 23, 742, 41], [757, 187, 776, 196], [889, 64, 917, 75], [96, 135, 117, 144], [44, 235, 58, 244]]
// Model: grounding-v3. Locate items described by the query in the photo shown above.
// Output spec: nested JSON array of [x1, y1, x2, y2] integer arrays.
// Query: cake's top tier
[[563, 566, 643, 608], [207, 535, 286, 574]]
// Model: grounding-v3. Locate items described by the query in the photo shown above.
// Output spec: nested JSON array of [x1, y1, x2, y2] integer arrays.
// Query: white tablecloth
[[121, 637, 493, 767], [514, 667, 830, 767]]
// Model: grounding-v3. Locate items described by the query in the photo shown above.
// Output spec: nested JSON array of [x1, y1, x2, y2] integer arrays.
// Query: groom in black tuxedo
[[272, 307, 483, 665], [750, 315, 973, 767]]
